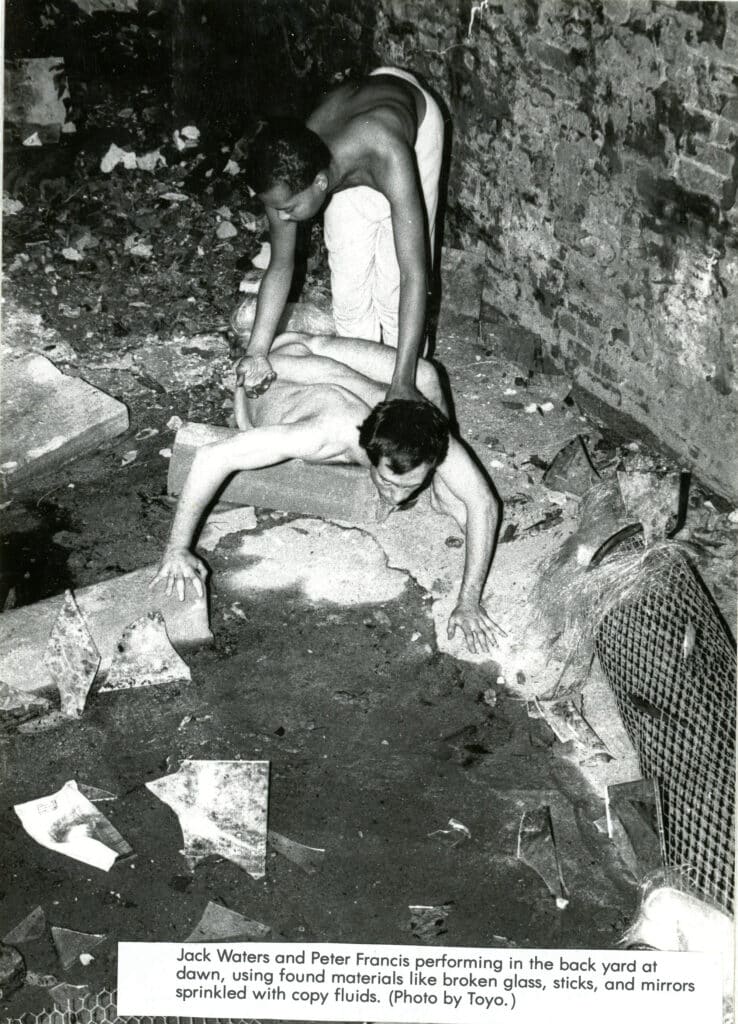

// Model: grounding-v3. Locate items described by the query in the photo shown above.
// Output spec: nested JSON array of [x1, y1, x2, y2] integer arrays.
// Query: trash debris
[[78, 954, 94, 966], [166, 415, 183, 431], [135, 149, 165, 172], [216, 221, 238, 240], [159, 447, 172, 459], [174, 125, 200, 151], [14, 780, 133, 871], [481, 687, 497, 708], [61, 248, 83, 263], [161, 192, 189, 203], [3, 195, 25, 216], [0, 943, 26, 1000], [77, 784, 117, 802], [97, 612, 191, 691], [537, 697, 612, 766], [51, 927, 105, 971], [409, 903, 453, 944], [0, 682, 50, 714], [185, 902, 270, 942], [605, 779, 665, 878], [617, 469, 682, 546], [100, 143, 137, 173], [3, 907, 46, 945], [239, 271, 263, 294], [134, 428, 158, 440], [252, 242, 271, 269], [542, 436, 601, 497], [26, 971, 59, 988], [268, 830, 325, 874], [128, 243, 153, 259], [428, 818, 471, 843], [50, 982, 90, 1006], [516, 806, 569, 909], [146, 760, 269, 878], [44, 590, 100, 718], [120, 450, 138, 466]]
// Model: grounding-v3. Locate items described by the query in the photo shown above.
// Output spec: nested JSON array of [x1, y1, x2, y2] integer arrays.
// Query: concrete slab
[[0, 567, 211, 696], [168, 422, 378, 521], [0, 351, 129, 496]]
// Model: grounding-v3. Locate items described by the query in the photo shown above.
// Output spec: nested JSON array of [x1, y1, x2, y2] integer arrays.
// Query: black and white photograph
[[1, 1, 736, 1022]]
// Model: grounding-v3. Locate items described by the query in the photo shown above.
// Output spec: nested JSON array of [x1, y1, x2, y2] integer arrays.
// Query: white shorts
[[322, 67, 445, 347]]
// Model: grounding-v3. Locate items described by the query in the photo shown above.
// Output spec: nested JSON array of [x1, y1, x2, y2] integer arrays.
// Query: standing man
[[233, 67, 445, 402]]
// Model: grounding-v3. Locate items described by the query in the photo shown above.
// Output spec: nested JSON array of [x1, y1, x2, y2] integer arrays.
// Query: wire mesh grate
[[1, 989, 259, 1024], [595, 546, 736, 911]]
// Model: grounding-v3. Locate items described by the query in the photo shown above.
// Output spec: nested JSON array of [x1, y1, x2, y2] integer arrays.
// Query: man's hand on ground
[[150, 548, 208, 601], [235, 354, 277, 398], [447, 600, 507, 654], [386, 379, 424, 404]]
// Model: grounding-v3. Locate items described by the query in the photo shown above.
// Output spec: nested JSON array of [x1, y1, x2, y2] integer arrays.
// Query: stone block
[[0, 568, 211, 696], [168, 422, 378, 522], [0, 351, 129, 496]]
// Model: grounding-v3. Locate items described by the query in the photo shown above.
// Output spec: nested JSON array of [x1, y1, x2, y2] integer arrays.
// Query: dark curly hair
[[358, 400, 450, 474], [236, 117, 331, 194]]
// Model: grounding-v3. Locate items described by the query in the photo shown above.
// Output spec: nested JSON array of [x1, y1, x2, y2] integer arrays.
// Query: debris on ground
[[44, 590, 100, 717], [97, 612, 191, 690], [184, 902, 270, 942], [50, 927, 105, 970], [616, 469, 682, 546], [516, 806, 569, 909], [146, 760, 269, 877], [0, 682, 51, 715], [542, 435, 601, 497], [267, 830, 326, 875], [427, 818, 472, 844], [0, 942, 26, 1000], [605, 779, 665, 878], [49, 982, 90, 1007], [3, 907, 46, 946], [537, 697, 613, 767], [77, 784, 118, 802], [25, 972, 59, 988], [409, 903, 453, 944], [14, 780, 133, 871]]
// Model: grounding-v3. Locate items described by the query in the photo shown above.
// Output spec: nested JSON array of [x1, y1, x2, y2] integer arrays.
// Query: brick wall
[[368, 0, 738, 502]]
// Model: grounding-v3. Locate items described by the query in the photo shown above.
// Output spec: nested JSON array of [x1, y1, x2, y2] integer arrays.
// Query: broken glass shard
[[3, 907, 46, 944], [517, 805, 569, 909], [44, 590, 100, 717], [146, 760, 268, 878], [268, 830, 325, 874], [185, 902, 270, 942], [98, 612, 190, 690], [51, 927, 105, 970]]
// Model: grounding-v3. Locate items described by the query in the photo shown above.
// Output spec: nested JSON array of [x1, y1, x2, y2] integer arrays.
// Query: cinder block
[[0, 351, 129, 496], [168, 422, 378, 521], [0, 567, 211, 696]]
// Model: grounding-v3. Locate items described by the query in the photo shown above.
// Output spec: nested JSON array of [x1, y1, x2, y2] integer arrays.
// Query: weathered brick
[[676, 155, 731, 204], [692, 141, 736, 178]]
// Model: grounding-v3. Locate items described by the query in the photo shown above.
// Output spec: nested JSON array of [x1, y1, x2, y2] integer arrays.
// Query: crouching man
[[152, 334, 505, 654]]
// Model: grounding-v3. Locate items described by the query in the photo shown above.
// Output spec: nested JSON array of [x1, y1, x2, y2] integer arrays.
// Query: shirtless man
[[233, 67, 444, 404], [153, 335, 504, 654]]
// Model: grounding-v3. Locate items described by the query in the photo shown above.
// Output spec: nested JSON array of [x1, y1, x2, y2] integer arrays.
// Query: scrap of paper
[[14, 780, 133, 871]]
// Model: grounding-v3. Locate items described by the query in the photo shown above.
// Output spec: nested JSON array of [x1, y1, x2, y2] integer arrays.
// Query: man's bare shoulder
[[311, 75, 419, 149]]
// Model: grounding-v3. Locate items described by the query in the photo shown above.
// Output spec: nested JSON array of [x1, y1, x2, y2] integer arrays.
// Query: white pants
[[322, 67, 444, 348]]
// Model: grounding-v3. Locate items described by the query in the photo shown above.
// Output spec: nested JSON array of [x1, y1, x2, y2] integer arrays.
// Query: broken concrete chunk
[[146, 760, 269, 878], [542, 436, 600, 497], [3, 907, 46, 945], [0, 351, 129, 497], [0, 565, 211, 698], [51, 927, 105, 971], [268, 830, 325, 874], [97, 612, 191, 691], [14, 780, 133, 872], [185, 902, 270, 942], [44, 590, 100, 717], [516, 806, 569, 909], [0, 943, 25, 1000], [229, 297, 334, 339]]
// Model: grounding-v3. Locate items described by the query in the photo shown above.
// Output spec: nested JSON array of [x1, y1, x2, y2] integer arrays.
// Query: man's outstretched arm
[[151, 422, 326, 599], [433, 438, 506, 654]]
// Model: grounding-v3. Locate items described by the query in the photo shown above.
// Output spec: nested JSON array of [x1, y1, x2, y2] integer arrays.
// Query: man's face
[[369, 457, 433, 512], [260, 179, 326, 222]]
